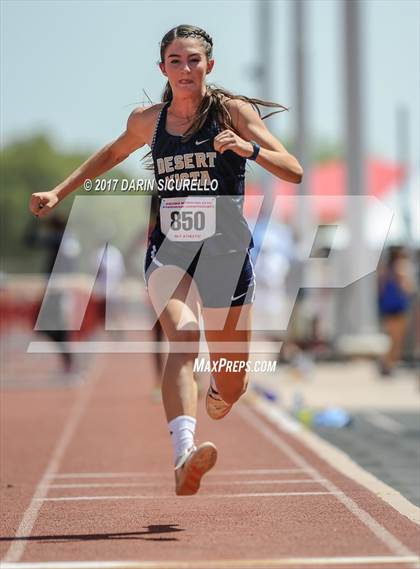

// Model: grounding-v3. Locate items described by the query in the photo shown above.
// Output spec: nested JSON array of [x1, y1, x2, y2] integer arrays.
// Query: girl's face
[[159, 37, 214, 95]]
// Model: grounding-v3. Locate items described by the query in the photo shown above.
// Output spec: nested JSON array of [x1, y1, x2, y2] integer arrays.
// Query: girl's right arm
[[29, 107, 151, 217]]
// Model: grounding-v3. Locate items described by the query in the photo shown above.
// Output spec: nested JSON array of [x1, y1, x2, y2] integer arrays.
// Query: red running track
[[1, 351, 419, 569]]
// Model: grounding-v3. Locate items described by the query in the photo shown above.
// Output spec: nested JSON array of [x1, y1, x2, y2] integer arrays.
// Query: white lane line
[[211, 468, 310, 475], [2, 358, 103, 564], [37, 491, 339, 502], [365, 411, 405, 434], [45, 479, 325, 489], [250, 401, 302, 433], [237, 404, 417, 559], [50, 468, 308, 479], [1, 554, 419, 568]]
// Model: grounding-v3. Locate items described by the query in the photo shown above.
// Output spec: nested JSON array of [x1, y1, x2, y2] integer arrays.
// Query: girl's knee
[[166, 351, 199, 373], [166, 328, 201, 357]]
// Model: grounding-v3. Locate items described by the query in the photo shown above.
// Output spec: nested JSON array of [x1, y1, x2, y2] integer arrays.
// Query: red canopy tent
[[244, 158, 405, 221]]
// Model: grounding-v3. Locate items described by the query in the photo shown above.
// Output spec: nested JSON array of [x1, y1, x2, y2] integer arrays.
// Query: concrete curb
[[245, 392, 420, 526]]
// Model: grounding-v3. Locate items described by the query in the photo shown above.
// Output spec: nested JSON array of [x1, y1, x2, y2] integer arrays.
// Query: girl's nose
[[181, 62, 191, 73]]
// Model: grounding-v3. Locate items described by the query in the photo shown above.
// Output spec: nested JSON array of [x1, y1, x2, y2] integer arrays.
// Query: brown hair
[[143, 25, 287, 167]]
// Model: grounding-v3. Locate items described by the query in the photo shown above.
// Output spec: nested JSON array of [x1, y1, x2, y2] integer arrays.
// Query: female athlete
[[29, 25, 303, 496]]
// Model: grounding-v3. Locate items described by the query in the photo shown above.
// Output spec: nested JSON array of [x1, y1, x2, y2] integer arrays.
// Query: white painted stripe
[[46, 479, 325, 489], [238, 404, 417, 559], [1, 554, 419, 568], [51, 472, 168, 479], [2, 358, 103, 564], [252, 399, 302, 433], [51, 468, 308, 479], [217, 468, 310, 475], [38, 491, 338, 502], [365, 411, 405, 434]]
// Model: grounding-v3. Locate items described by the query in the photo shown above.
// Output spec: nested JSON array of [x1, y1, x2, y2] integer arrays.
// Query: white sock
[[168, 415, 196, 465]]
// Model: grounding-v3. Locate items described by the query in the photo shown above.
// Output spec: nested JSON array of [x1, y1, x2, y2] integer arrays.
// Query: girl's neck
[[168, 86, 207, 118]]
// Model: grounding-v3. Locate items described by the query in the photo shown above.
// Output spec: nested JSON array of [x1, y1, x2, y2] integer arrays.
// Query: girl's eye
[[167, 57, 200, 65]]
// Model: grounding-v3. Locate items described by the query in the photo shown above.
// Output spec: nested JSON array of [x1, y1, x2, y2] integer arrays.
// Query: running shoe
[[174, 442, 218, 496], [206, 384, 233, 420]]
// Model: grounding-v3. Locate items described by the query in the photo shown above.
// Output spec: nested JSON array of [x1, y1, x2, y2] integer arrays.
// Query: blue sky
[[1, 0, 419, 175]]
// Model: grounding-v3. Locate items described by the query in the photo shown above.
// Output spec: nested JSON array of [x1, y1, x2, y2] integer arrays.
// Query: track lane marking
[[37, 491, 339, 502], [2, 357, 104, 564], [1, 554, 419, 567], [45, 479, 326, 489], [237, 404, 417, 559], [50, 468, 309, 478]]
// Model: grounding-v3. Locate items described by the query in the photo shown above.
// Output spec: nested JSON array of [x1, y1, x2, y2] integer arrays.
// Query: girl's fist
[[29, 191, 59, 217]]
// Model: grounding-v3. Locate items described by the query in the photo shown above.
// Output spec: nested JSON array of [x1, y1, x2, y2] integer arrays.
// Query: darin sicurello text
[[90, 178, 219, 192]]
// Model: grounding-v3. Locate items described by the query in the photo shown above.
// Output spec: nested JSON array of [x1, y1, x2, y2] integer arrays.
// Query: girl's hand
[[29, 191, 59, 217], [213, 129, 254, 158]]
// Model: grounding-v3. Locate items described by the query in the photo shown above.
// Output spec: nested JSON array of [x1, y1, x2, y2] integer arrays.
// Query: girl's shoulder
[[127, 103, 167, 147], [129, 103, 166, 128], [223, 97, 258, 129], [224, 96, 256, 112]]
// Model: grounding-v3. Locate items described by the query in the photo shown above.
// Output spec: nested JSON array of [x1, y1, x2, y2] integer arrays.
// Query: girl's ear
[[206, 59, 215, 74], [159, 62, 167, 76]]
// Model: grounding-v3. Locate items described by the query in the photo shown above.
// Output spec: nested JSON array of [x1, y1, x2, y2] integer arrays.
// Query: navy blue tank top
[[150, 101, 254, 256]]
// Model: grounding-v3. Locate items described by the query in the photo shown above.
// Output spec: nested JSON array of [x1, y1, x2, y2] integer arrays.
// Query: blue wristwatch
[[248, 141, 260, 161]]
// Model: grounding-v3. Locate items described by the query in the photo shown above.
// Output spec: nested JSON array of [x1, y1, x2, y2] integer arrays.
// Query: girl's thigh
[[147, 266, 202, 342]]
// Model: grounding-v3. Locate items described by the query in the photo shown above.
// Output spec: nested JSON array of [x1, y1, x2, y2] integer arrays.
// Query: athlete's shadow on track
[[0, 524, 183, 544]]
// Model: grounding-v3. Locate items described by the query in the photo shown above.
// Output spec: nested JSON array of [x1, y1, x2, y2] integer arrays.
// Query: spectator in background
[[378, 246, 415, 376], [252, 220, 295, 340], [24, 213, 80, 373], [89, 224, 126, 335]]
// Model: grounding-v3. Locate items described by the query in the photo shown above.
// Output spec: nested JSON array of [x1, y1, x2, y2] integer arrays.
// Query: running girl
[[29, 25, 303, 496]]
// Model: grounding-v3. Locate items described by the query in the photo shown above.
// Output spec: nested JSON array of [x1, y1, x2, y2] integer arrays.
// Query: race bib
[[160, 197, 216, 242]]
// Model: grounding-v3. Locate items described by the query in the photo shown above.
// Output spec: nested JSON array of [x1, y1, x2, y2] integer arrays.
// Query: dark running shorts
[[144, 241, 255, 308]]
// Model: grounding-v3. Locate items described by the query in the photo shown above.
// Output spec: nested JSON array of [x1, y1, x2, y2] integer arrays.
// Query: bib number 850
[[170, 210, 205, 231]]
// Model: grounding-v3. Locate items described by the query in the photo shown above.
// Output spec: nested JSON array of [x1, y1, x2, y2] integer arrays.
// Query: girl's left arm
[[214, 100, 303, 184]]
